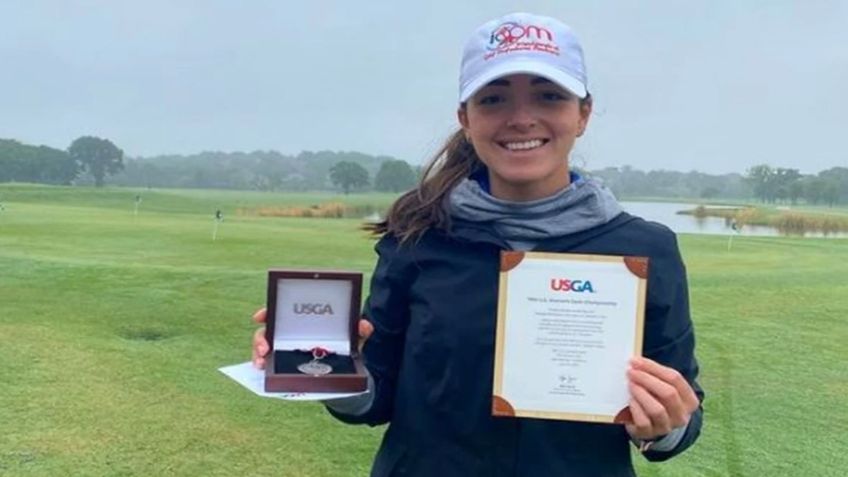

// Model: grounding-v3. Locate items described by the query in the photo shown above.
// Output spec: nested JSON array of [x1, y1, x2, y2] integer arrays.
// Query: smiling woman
[[251, 11, 704, 477], [458, 74, 592, 200]]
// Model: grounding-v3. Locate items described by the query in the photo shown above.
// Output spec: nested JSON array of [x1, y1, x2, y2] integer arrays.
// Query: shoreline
[[677, 205, 848, 234]]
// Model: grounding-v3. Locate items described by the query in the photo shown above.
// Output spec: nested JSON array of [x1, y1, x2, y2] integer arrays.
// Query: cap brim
[[459, 60, 587, 103]]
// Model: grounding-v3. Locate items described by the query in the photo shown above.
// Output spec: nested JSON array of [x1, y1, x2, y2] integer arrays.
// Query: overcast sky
[[1, 1, 846, 174]]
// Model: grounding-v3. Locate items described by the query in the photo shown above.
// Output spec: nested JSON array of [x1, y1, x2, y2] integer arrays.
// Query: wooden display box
[[264, 269, 368, 393]]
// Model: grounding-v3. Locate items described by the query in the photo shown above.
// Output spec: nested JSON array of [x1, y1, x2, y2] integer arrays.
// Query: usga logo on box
[[293, 303, 335, 315], [550, 279, 595, 293]]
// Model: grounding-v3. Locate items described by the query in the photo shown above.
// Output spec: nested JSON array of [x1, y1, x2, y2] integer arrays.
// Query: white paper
[[497, 254, 643, 420], [218, 362, 366, 401]]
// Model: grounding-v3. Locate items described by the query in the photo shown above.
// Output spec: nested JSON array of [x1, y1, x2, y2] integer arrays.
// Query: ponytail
[[365, 129, 483, 242]]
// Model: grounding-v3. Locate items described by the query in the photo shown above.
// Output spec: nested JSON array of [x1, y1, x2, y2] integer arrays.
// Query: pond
[[620, 201, 848, 238]]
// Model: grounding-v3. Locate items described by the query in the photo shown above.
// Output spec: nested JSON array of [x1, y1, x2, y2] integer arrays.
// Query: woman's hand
[[251, 307, 374, 370], [251, 308, 270, 369], [625, 357, 700, 441]]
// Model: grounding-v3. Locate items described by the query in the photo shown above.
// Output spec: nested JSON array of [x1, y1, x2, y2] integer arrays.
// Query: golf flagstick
[[134, 194, 142, 217], [212, 210, 223, 241], [727, 220, 740, 251]]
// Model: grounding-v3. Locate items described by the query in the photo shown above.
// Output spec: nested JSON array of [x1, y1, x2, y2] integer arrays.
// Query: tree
[[0, 139, 78, 184], [818, 167, 848, 205], [801, 176, 824, 205], [746, 164, 776, 203], [68, 136, 124, 187], [788, 180, 804, 205], [26, 145, 79, 184], [772, 168, 801, 203], [821, 180, 840, 207], [329, 161, 369, 194], [374, 159, 416, 192], [700, 186, 720, 199]]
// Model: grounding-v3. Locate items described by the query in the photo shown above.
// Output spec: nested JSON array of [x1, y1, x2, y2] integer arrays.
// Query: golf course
[[1, 183, 845, 476]]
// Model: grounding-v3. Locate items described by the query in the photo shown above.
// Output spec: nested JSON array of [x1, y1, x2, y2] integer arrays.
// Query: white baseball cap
[[458, 12, 588, 103]]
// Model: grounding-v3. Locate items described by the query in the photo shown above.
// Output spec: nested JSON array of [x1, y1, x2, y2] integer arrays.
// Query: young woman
[[253, 12, 703, 476]]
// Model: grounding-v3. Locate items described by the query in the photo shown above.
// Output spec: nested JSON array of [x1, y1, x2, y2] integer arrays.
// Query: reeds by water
[[238, 202, 381, 219], [679, 205, 848, 235]]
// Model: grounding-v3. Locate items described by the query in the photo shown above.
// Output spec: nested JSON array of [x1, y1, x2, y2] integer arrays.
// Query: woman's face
[[458, 74, 591, 201]]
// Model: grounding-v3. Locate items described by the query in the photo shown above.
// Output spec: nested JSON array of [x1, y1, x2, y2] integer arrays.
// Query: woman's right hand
[[252, 308, 270, 369], [251, 307, 374, 370]]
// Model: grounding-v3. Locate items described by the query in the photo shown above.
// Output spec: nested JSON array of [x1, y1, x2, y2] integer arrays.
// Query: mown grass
[[1, 184, 846, 476]]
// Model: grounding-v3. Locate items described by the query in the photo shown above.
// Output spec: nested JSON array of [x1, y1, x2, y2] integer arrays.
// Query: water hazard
[[621, 202, 848, 238]]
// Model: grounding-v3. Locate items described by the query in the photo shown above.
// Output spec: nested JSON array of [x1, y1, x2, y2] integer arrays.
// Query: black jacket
[[330, 213, 704, 476]]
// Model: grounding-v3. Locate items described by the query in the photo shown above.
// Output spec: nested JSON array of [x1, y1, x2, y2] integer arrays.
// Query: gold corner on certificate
[[493, 252, 647, 423]]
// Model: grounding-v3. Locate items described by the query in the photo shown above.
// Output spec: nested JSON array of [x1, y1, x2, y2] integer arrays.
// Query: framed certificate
[[492, 251, 648, 423]]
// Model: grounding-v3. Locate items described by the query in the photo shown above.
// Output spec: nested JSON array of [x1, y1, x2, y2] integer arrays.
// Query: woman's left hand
[[625, 357, 700, 441]]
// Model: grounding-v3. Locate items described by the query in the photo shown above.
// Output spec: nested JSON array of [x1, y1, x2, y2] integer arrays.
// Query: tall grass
[[679, 205, 848, 235], [239, 202, 383, 219], [773, 212, 848, 235]]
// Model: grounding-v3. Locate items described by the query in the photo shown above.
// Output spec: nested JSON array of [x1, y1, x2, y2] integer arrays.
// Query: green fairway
[[1, 184, 846, 476]]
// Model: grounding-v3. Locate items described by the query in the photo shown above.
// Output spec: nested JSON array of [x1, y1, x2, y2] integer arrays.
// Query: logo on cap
[[485, 22, 559, 60]]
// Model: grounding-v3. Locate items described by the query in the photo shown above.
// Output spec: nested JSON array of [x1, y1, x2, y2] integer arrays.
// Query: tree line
[[0, 137, 123, 187], [2, 136, 847, 205], [744, 164, 847, 206], [0, 137, 419, 194], [112, 149, 417, 192], [588, 166, 751, 200]]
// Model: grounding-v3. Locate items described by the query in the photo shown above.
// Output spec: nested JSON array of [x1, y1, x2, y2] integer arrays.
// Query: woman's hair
[[366, 95, 592, 243], [365, 127, 482, 242]]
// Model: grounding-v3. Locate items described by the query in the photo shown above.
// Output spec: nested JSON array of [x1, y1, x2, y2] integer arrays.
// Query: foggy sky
[[1, 0, 846, 174]]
